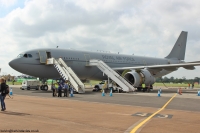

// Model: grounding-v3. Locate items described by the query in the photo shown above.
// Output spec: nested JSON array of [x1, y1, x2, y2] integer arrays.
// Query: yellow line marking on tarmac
[[130, 93, 177, 133]]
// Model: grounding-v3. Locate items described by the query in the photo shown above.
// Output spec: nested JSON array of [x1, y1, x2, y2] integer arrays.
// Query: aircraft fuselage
[[9, 48, 180, 81]]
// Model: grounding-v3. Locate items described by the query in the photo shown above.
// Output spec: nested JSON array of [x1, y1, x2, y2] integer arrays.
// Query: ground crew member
[[142, 83, 146, 92], [55, 83, 59, 96], [192, 83, 194, 89], [58, 84, 62, 97], [52, 84, 56, 97], [63, 82, 69, 97]]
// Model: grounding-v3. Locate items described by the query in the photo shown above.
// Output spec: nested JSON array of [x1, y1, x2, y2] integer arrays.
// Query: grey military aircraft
[[9, 31, 200, 91]]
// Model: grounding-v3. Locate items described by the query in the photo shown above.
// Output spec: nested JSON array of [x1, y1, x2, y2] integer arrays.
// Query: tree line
[[156, 77, 200, 84]]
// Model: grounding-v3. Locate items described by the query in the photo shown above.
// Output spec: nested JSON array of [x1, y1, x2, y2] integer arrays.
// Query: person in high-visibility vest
[[142, 83, 146, 92], [52, 84, 56, 97], [55, 83, 59, 96]]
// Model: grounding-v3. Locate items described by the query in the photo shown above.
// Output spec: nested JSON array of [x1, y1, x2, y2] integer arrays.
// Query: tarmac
[[0, 85, 200, 133]]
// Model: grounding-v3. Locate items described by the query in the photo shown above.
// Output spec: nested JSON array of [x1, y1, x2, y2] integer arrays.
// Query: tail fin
[[165, 31, 188, 60]]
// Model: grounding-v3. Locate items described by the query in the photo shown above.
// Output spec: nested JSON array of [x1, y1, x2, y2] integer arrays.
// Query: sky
[[0, 0, 200, 79]]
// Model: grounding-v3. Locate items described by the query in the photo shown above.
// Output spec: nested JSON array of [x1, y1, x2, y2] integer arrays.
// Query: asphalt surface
[[1, 85, 200, 133], [10, 85, 200, 112]]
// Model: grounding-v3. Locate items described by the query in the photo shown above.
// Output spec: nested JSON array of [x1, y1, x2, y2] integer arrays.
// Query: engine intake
[[124, 69, 155, 87]]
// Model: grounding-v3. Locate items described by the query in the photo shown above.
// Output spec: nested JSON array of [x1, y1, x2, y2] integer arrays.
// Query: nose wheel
[[39, 78, 48, 91]]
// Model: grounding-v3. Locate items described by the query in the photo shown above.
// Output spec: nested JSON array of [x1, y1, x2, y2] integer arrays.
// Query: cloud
[[0, 0, 16, 7], [0, 0, 200, 78]]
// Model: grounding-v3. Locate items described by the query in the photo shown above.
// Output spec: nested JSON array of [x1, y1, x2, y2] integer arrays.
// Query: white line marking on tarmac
[[106, 112, 131, 116]]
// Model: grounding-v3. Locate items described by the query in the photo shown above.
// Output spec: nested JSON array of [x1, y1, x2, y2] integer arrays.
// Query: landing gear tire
[[27, 87, 30, 90], [93, 85, 100, 92], [40, 85, 44, 90], [36, 86, 39, 90], [44, 85, 48, 91]]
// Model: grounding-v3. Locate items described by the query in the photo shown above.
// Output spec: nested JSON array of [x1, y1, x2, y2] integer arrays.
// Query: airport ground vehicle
[[93, 80, 106, 91], [21, 79, 40, 90], [93, 80, 122, 92]]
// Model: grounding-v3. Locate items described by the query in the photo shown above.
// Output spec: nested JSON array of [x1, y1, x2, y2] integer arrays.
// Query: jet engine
[[124, 69, 155, 87]]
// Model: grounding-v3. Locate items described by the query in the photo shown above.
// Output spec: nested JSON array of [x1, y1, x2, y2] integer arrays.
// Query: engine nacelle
[[124, 69, 155, 87]]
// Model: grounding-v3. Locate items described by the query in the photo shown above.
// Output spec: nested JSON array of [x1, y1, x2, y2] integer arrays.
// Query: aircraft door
[[84, 54, 90, 66], [38, 51, 47, 63]]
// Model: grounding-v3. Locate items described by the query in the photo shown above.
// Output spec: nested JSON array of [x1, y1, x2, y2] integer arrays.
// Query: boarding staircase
[[89, 59, 135, 92], [46, 58, 85, 93]]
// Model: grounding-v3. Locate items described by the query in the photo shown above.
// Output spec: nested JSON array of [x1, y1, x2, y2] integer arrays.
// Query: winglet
[[165, 31, 188, 60]]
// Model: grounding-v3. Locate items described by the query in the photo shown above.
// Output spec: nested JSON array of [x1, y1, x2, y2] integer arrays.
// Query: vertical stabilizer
[[165, 31, 187, 60]]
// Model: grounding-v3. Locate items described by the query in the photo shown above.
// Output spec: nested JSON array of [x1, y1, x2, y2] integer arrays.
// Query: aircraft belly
[[71, 61, 106, 80], [18, 64, 60, 78]]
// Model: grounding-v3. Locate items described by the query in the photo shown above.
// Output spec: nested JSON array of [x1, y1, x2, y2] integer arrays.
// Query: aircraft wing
[[112, 62, 200, 71]]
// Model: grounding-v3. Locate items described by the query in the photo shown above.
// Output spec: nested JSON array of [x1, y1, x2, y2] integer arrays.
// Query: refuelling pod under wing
[[124, 69, 155, 87]]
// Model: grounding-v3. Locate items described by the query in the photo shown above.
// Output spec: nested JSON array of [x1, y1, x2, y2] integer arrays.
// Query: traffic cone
[[70, 89, 74, 97], [102, 89, 105, 96], [10, 88, 13, 96], [157, 90, 161, 97], [109, 89, 113, 97], [197, 91, 200, 96]]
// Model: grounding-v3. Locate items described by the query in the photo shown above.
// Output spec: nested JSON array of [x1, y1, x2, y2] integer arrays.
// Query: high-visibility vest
[[142, 84, 145, 88], [55, 84, 58, 88]]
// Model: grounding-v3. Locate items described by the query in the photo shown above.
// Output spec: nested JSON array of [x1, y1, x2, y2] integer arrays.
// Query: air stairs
[[46, 58, 85, 93], [89, 59, 135, 92]]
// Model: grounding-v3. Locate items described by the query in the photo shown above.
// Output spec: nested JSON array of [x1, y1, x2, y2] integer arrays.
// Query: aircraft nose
[[9, 59, 19, 69]]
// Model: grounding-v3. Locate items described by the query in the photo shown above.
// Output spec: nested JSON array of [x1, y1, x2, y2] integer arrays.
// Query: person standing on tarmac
[[142, 83, 146, 92], [63, 82, 69, 97], [52, 84, 56, 97], [192, 83, 194, 89], [55, 83, 59, 96], [58, 84, 62, 97], [0, 78, 7, 111]]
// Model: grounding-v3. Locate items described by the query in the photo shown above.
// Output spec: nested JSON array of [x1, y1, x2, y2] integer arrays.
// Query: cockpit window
[[24, 54, 28, 58], [28, 54, 32, 58], [17, 53, 33, 58], [17, 54, 24, 58]]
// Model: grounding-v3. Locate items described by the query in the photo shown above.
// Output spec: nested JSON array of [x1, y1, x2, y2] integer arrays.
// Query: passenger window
[[24, 54, 28, 58], [28, 54, 32, 58]]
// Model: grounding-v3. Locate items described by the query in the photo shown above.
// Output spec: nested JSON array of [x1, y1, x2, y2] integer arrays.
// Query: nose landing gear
[[40, 78, 48, 91]]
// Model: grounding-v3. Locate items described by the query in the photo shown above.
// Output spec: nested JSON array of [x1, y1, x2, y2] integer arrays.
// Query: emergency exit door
[[38, 51, 47, 63]]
